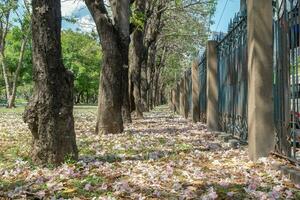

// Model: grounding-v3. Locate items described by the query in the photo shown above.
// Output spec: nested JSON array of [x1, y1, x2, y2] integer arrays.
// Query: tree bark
[[110, 0, 131, 123], [140, 57, 149, 112], [85, 0, 130, 133], [23, 0, 78, 165], [122, 66, 132, 123], [129, 0, 146, 118]]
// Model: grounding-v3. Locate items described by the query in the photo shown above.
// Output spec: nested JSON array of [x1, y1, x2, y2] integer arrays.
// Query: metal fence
[[217, 13, 248, 142], [170, 0, 300, 165], [273, 0, 300, 164], [199, 53, 207, 122]]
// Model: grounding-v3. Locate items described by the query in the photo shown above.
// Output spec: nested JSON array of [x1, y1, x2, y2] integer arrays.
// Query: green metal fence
[[217, 13, 248, 142], [171, 0, 300, 165], [273, 0, 300, 164]]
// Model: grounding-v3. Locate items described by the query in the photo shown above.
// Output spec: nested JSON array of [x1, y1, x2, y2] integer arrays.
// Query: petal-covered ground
[[0, 106, 299, 199]]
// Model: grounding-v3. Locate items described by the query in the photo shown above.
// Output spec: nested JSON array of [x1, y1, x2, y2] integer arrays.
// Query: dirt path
[[0, 106, 299, 199]]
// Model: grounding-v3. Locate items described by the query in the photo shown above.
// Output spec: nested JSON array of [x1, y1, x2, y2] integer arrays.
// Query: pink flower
[[84, 183, 92, 191]]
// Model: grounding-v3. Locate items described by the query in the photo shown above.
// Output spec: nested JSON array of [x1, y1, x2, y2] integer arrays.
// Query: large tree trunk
[[129, 0, 146, 118], [85, 0, 130, 134], [23, 0, 78, 165], [113, 0, 132, 124]]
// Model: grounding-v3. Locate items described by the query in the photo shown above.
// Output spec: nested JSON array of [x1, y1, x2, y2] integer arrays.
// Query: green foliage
[[160, 0, 217, 92], [0, 0, 18, 15], [130, 3, 146, 31], [1, 28, 102, 105], [1, 26, 32, 103], [5, 26, 32, 81], [62, 30, 102, 103], [175, 0, 182, 7]]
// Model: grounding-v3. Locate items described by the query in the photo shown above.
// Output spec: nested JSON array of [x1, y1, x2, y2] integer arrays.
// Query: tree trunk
[[7, 35, 29, 108], [122, 66, 132, 123], [86, 91, 89, 104], [85, 0, 130, 134], [0, 54, 10, 101], [75, 91, 83, 104], [140, 60, 149, 111], [129, 78, 136, 112], [154, 68, 161, 106], [110, 0, 131, 123], [129, 0, 146, 118], [0, 11, 10, 103], [146, 43, 156, 110], [23, 0, 78, 165]]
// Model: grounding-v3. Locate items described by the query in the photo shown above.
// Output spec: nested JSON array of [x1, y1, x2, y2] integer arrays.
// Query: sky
[[60, 0, 241, 34], [210, 0, 240, 33]]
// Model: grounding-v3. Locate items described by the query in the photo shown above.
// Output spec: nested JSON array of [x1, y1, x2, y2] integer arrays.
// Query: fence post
[[192, 60, 200, 122], [247, 0, 275, 161], [206, 41, 219, 131]]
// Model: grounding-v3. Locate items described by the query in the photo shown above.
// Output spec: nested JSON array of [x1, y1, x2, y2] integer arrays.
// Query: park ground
[[0, 106, 300, 199]]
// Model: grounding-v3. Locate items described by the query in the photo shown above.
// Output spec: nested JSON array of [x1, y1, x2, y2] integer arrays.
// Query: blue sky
[[211, 0, 240, 33]]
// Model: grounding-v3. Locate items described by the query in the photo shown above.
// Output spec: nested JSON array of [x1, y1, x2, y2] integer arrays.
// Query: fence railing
[[217, 14, 248, 142], [273, 0, 300, 164]]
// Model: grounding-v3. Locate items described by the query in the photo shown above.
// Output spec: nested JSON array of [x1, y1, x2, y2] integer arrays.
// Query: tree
[[129, 0, 146, 118], [0, 0, 33, 108], [145, 0, 216, 106], [61, 30, 101, 104], [23, 0, 78, 165], [4, 26, 33, 105], [84, 0, 131, 134]]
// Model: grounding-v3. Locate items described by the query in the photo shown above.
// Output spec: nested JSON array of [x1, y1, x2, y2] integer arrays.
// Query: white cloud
[[77, 15, 96, 33], [61, 0, 85, 17]]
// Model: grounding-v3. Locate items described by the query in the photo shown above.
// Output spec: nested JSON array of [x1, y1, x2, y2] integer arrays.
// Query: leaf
[[62, 188, 77, 194]]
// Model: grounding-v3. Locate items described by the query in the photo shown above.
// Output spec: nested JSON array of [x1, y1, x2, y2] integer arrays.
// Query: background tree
[[61, 30, 101, 105], [84, 0, 131, 134], [128, 0, 216, 113], [129, 0, 146, 118], [146, 0, 216, 106], [23, 0, 78, 165]]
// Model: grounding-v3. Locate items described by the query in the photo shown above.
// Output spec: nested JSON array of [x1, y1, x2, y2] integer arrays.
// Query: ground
[[0, 106, 299, 199]]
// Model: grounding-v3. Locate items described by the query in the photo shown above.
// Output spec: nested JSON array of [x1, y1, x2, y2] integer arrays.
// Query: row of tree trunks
[[128, 0, 166, 115], [24, 0, 78, 165], [74, 91, 98, 105], [19, 0, 168, 166]]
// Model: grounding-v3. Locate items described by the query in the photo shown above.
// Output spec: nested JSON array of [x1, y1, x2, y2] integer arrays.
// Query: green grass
[[0, 106, 24, 113], [0, 105, 97, 114]]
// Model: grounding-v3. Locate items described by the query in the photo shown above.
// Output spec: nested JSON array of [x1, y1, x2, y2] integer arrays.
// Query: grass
[[0, 105, 98, 113], [0, 106, 24, 113]]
